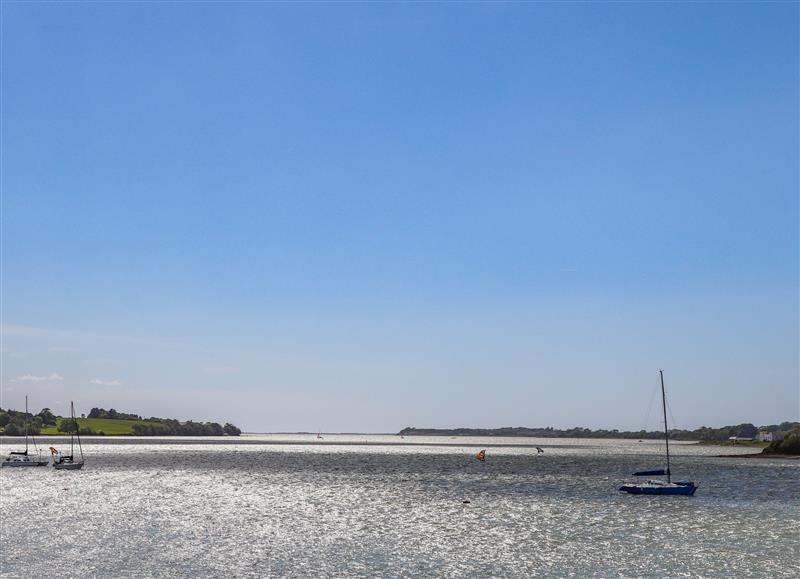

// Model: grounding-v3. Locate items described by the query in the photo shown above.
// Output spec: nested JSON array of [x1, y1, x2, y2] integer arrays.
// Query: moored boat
[[2, 395, 49, 467], [619, 370, 698, 496], [51, 401, 85, 470]]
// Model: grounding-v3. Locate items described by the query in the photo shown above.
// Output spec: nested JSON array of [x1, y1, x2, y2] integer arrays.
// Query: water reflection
[[2, 436, 797, 577]]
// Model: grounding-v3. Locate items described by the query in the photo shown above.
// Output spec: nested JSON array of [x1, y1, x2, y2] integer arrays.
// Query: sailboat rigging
[[619, 370, 698, 496], [2, 395, 49, 467], [51, 401, 85, 470]]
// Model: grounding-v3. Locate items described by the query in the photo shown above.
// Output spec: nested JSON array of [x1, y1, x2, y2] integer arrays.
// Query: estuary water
[[1, 435, 798, 577]]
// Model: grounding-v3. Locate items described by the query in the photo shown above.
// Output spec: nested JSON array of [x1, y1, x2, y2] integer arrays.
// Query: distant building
[[757, 431, 774, 442]]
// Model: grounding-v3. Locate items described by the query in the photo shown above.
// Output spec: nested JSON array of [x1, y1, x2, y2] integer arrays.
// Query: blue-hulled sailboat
[[619, 370, 698, 496]]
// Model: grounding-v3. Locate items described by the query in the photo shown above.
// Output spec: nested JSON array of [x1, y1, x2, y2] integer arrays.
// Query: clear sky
[[2, 1, 797, 432]]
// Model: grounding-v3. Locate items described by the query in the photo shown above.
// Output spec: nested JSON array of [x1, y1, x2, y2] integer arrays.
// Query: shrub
[[3, 422, 21, 436], [765, 428, 800, 455], [224, 423, 242, 436]]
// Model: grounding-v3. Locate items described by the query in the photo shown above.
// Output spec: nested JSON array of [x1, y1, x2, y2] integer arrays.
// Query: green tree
[[779, 433, 800, 454], [4, 422, 21, 436], [223, 423, 242, 436], [58, 420, 77, 433], [203, 422, 223, 436], [766, 427, 800, 455], [37, 408, 57, 426]]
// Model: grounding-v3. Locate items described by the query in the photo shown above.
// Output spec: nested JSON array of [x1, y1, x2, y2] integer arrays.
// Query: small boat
[[51, 401, 85, 470], [2, 395, 49, 467], [619, 370, 698, 496]]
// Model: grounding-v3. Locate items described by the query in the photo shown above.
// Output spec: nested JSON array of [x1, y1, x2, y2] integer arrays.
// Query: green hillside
[[41, 417, 148, 435], [2, 406, 242, 436]]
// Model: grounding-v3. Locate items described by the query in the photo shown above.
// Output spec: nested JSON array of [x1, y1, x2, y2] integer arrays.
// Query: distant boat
[[51, 401, 84, 470], [619, 370, 698, 496], [2, 395, 49, 467]]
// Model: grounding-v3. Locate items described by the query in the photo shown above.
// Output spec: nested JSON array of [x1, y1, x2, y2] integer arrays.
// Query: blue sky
[[2, 1, 797, 432]]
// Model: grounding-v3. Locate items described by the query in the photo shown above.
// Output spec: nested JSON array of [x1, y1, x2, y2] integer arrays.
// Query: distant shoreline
[[716, 452, 800, 460], [397, 423, 797, 442]]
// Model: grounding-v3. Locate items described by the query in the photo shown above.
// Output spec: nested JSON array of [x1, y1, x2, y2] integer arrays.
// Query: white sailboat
[[51, 401, 85, 470], [2, 395, 49, 467]]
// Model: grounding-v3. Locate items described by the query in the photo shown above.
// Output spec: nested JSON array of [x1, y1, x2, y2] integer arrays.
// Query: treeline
[[131, 419, 241, 436], [0, 407, 57, 436], [0, 406, 242, 437], [683, 423, 793, 441], [86, 407, 243, 436], [53, 417, 242, 437], [87, 408, 141, 420], [398, 422, 800, 441]]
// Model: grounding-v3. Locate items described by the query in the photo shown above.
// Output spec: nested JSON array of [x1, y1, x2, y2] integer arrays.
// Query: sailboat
[[51, 401, 84, 470], [619, 370, 698, 496], [1, 395, 49, 467]]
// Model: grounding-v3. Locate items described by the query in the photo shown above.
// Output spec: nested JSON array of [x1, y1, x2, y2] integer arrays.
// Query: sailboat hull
[[53, 461, 84, 470], [619, 482, 698, 496]]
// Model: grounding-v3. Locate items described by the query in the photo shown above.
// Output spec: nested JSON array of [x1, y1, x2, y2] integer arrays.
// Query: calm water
[[1, 435, 798, 577]]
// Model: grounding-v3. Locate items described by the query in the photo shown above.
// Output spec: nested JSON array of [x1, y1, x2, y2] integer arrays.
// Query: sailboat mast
[[70, 402, 75, 458], [72, 402, 83, 460], [24, 395, 29, 453], [77, 408, 83, 460], [660, 369, 671, 483]]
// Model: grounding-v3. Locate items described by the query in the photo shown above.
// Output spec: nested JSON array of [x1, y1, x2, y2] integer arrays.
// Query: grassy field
[[40, 417, 146, 435]]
